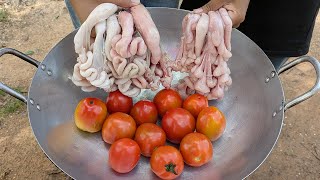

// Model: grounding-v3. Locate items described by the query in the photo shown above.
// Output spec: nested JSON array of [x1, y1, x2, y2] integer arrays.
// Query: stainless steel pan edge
[[0, 7, 320, 180]]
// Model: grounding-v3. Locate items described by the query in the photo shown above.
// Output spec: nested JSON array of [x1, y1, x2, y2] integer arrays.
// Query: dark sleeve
[[238, 0, 320, 57], [180, 0, 209, 10], [180, 0, 320, 57]]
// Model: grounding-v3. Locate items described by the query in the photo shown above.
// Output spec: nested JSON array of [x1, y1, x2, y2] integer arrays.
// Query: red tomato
[[108, 138, 141, 173], [196, 106, 226, 141], [106, 90, 133, 114], [74, 97, 108, 133], [161, 108, 195, 144], [130, 100, 158, 125], [180, 132, 213, 167], [183, 94, 208, 118], [134, 123, 166, 157], [102, 112, 136, 144], [150, 146, 184, 180], [153, 89, 182, 117]]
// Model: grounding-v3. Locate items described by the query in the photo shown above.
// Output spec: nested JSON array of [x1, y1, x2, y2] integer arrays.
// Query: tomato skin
[[153, 89, 182, 117], [182, 94, 208, 118], [196, 106, 226, 141], [74, 97, 108, 133], [161, 108, 195, 144], [130, 100, 158, 125], [102, 112, 136, 144], [108, 138, 141, 173], [106, 90, 133, 114], [150, 146, 184, 180], [180, 133, 213, 167], [134, 123, 166, 157]]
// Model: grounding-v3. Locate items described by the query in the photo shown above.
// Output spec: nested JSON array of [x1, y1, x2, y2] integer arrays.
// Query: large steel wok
[[1, 8, 320, 180]]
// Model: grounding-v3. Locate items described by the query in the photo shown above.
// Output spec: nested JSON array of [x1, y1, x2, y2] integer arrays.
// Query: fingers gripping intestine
[[131, 4, 162, 65], [111, 12, 147, 59], [114, 11, 134, 58], [72, 3, 167, 97], [173, 8, 233, 100]]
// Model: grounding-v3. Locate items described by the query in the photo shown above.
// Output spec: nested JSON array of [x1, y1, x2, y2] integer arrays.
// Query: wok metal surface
[[24, 8, 284, 180]]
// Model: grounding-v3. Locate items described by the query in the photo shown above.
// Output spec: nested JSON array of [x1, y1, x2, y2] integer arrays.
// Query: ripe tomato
[[106, 90, 133, 114], [183, 94, 208, 118], [134, 123, 166, 157], [161, 108, 195, 144], [180, 132, 213, 167], [150, 146, 184, 180], [196, 106, 226, 141], [74, 97, 108, 133], [102, 112, 136, 144], [108, 138, 141, 173], [130, 100, 158, 125], [153, 89, 182, 117]]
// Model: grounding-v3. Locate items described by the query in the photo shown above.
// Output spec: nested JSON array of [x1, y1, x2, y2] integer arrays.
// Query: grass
[[0, 87, 26, 117], [0, 100, 24, 115], [0, 90, 5, 96], [0, 9, 9, 22], [25, 50, 35, 56]]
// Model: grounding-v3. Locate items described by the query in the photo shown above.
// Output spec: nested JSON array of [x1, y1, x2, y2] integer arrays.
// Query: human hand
[[91, 0, 141, 37], [70, 0, 141, 37], [70, 0, 141, 25], [193, 0, 250, 28], [103, 0, 140, 8]]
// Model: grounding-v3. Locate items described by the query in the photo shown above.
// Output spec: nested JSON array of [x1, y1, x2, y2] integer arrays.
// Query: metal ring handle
[[0, 48, 40, 104], [278, 55, 320, 111]]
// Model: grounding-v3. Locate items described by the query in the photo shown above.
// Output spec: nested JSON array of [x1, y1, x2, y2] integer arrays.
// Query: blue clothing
[[64, 0, 81, 29], [140, 0, 179, 8], [64, 0, 179, 29]]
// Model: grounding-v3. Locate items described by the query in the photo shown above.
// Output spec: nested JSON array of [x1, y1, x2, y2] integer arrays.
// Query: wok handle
[[278, 55, 320, 111], [0, 48, 40, 104]]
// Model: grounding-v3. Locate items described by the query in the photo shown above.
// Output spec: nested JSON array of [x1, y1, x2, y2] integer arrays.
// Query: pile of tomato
[[74, 89, 226, 179]]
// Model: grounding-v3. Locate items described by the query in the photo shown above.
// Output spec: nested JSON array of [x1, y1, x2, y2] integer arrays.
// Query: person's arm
[[193, 0, 250, 28], [69, 0, 140, 23]]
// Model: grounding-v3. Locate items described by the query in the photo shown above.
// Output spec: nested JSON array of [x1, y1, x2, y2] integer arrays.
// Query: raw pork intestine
[[71, 3, 233, 100]]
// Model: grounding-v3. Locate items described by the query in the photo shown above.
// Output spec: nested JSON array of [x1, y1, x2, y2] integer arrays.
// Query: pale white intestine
[[71, 3, 118, 92], [105, 14, 121, 62]]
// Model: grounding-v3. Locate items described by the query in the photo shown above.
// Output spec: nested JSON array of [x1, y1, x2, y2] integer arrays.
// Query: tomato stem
[[165, 163, 178, 175], [89, 100, 93, 105]]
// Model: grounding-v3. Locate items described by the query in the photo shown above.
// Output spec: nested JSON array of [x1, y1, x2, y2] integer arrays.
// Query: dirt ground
[[0, 0, 319, 179]]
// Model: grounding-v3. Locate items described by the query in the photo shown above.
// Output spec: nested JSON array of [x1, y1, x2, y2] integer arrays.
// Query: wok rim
[[24, 7, 287, 180]]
